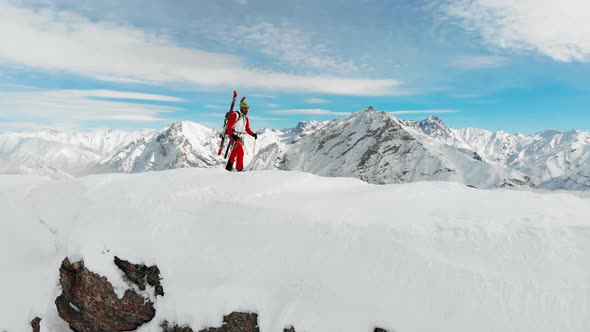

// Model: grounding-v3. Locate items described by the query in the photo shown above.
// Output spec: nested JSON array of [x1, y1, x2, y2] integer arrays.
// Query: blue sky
[[0, 0, 589, 134]]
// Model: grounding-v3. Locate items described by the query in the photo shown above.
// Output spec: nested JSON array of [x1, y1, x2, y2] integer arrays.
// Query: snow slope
[[251, 108, 532, 188], [539, 167, 590, 191], [508, 129, 590, 183], [2, 110, 590, 191], [100, 121, 223, 173], [454, 127, 532, 164], [0, 129, 151, 177], [2, 169, 590, 332], [12, 128, 151, 156]]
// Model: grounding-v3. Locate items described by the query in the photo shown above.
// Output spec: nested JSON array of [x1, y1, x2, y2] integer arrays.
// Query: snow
[[252, 109, 532, 188], [1, 109, 590, 191], [0, 129, 151, 177], [2, 169, 590, 332]]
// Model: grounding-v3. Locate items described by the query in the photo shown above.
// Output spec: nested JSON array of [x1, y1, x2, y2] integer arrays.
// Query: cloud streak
[[440, 0, 590, 62], [266, 109, 350, 115], [0, 1, 401, 95], [0, 89, 179, 130], [388, 110, 459, 115], [305, 98, 330, 104], [235, 21, 361, 74], [451, 55, 509, 69], [68, 90, 186, 102]]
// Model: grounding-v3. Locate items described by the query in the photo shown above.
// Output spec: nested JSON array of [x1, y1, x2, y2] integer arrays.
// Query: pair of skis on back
[[217, 90, 246, 159]]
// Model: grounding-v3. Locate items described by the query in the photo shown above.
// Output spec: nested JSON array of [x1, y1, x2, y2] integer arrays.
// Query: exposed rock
[[374, 328, 388, 332], [199, 312, 259, 332], [114, 256, 164, 296], [31, 317, 41, 332], [162, 320, 194, 332], [284, 326, 296, 332], [55, 257, 156, 332], [473, 151, 483, 162]]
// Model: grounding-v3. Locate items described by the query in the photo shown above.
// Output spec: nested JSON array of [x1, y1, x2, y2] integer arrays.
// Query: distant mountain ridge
[[250, 107, 532, 189], [1, 107, 589, 191]]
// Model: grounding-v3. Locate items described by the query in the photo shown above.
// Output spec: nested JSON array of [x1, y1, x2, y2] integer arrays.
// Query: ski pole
[[224, 139, 233, 159]]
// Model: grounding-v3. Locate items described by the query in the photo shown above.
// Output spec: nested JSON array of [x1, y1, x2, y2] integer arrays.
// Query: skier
[[225, 100, 257, 171]]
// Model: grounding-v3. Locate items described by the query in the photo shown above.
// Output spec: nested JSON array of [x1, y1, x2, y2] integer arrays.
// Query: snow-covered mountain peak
[[250, 107, 531, 188], [425, 115, 443, 123], [103, 120, 222, 173], [536, 129, 562, 139], [294, 120, 325, 134], [346, 106, 401, 126], [564, 129, 590, 143], [38, 128, 61, 136], [415, 115, 465, 147], [2, 109, 589, 191], [419, 115, 452, 135]]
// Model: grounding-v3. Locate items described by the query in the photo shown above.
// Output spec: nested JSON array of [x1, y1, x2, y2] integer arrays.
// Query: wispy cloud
[[0, 83, 36, 90], [0, 1, 401, 95], [70, 90, 186, 102], [305, 98, 330, 104], [0, 89, 178, 130], [387, 110, 459, 115], [439, 0, 590, 62], [0, 121, 52, 132], [235, 21, 362, 74], [266, 109, 350, 115], [451, 55, 509, 69]]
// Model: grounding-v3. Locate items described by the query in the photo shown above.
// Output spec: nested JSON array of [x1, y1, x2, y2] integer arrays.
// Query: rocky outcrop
[[51, 257, 387, 332], [114, 256, 164, 296], [162, 312, 260, 332], [162, 320, 194, 332], [55, 258, 156, 332], [31, 317, 41, 332], [200, 312, 259, 332]]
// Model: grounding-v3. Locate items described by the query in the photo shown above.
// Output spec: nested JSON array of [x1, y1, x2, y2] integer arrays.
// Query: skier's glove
[[231, 134, 239, 141], [252, 133, 258, 140]]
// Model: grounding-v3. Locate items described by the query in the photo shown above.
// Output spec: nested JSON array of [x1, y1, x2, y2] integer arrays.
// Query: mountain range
[[1, 107, 589, 191]]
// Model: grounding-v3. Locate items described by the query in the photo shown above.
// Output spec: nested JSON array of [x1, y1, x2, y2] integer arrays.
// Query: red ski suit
[[226, 111, 254, 171]]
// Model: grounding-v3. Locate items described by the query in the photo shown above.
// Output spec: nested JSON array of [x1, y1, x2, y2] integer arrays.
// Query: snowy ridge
[[1, 169, 590, 331], [0, 136, 102, 176], [0, 154, 73, 180], [454, 127, 531, 164], [1, 108, 590, 190], [251, 108, 532, 189], [451, 128, 590, 189], [7, 128, 151, 156], [507, 129, 590, 183], [101, 121, 223, 173], [418, 115, 464, 145], [0, 128, 152, 177]]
